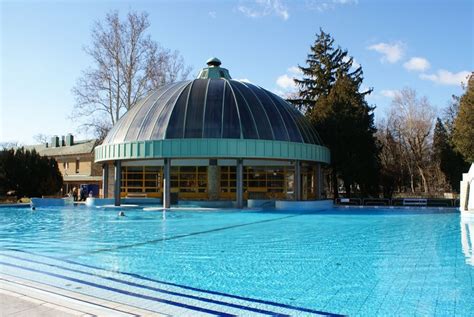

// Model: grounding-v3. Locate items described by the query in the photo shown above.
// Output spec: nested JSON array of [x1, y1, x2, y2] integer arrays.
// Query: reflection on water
[[461, 216, 474, 266]]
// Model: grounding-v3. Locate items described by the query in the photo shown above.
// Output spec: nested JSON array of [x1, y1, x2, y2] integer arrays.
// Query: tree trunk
[[418, 166, 428, 193], [344, 182, 351, 198], [332, 168, 339, 199]]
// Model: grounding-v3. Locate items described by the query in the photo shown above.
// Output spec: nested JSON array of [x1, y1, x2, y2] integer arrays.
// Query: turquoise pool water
[[1, 206, 473, 316]]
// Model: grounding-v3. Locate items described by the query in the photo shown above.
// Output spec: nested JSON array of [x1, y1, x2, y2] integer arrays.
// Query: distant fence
[[335, 197, 459, 207]]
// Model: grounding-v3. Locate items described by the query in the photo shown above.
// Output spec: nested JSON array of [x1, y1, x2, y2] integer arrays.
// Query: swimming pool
[[1, 206, 473, 316]]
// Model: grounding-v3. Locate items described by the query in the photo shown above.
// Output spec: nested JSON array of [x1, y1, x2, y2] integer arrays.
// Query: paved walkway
[[1, 290, 79, 317], [0, 275, 167, 317]]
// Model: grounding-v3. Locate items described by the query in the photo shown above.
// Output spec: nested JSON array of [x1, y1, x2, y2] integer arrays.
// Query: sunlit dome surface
[[103, 60, 323, 145]]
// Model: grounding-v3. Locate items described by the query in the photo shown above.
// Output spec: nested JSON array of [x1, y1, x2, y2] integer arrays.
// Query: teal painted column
[[295, 160, 301, 201], [102, 163, 108, 198], [114, 161, 121, 206], [236, 159, 243, 208], [163, 158, 171, 209]]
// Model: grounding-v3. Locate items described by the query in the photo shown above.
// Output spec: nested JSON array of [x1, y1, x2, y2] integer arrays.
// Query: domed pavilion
[[95, 58, 330, 207]]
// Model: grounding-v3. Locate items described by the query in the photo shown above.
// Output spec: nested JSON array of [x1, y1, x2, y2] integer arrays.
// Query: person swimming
[[118, 211, 125, 217]]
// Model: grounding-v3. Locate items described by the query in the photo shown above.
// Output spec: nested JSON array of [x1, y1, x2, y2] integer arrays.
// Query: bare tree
[[33, 134, 50, 144], [388, 88, 435, 193], [0, 142, 19, 150], [72, 11, 191, 139]]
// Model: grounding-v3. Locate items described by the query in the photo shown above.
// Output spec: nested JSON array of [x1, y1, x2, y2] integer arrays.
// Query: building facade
[[95, 58, 330, 207], [25, 134, 102, 195]]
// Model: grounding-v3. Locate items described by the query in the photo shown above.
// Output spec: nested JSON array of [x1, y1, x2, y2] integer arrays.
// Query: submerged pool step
[[0, 250, 338, 317]]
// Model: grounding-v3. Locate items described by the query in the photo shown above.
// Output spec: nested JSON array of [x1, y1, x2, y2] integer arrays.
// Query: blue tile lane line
[[0, 272, 141, 317], [1, 253, 288, 316], [4, 248, 343, 317], [0, 261, 236, 317]]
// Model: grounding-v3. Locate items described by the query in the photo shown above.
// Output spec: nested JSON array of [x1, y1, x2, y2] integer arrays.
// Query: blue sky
[[1, 0, 473, 144]]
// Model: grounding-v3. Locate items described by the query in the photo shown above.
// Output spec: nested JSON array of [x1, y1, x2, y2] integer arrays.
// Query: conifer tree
[[291, 29, 379, 198], [433, 118, 470, 192], [0, 148, 63, 197], [453, 73, 474, 162]]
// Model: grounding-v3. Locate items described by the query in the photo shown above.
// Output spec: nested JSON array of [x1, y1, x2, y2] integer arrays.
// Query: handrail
[[335, 197, 458, 207]]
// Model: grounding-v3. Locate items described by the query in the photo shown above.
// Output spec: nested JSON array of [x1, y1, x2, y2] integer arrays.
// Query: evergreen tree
[[433, 118, 470, 193], [453, 73, 474, 162], [0, 148, 63, 198], [291, 29, 378, 198]]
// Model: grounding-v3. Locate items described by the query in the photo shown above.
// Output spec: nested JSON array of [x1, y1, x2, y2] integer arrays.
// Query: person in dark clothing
[[72, 187, 78, 201], [79, 186, 85, 201]]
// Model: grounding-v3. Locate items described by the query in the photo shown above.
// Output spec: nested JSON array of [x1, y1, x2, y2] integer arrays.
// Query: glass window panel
[[145, 166, 161, 172], [203, 79, 224, 138], [249, 85, 288, 141], [265, 92, 303, 142], [127, 82, 182, 141], [149, 82, 190, 140], [166, 83, 192, 138], [145, 181, 158, 187], [127, 181, 143, 187], [127, 166, 143, 172], [184, 79, 208, 138], [222, 82, 240, 138], [109, 89, 160, 143], [145, 174, 159, 180], [285, 105, 318, 144], [229, 81, 259, 139], [231, 81, 273, 140]]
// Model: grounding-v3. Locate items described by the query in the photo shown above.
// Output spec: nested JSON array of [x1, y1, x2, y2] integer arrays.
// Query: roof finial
[[206, 57, 221, 67], [197, 57, 231, 79]]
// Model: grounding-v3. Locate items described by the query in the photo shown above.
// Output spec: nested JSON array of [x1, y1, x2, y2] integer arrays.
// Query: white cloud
[[208, 11, 217, 18], [306, 0, 358, 12], [420, 69, 471, 86], [276, 66, 303, 90], [367, 42, 405, 63], [351, 59, 361, 69], [287, 66, 303, 75], [238, 0, 289, 20], [342, 56, 360, 69], [380, 89, 399, 98], [403, 57, 430, 72], [238, 78, 252, 83], [276, 74, 296, 89]]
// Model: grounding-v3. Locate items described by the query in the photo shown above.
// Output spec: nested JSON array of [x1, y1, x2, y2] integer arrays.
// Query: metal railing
[[335, 197, 459, 207]]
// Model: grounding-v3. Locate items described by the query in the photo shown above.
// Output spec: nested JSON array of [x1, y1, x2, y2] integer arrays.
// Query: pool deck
[[0, 274, 167, 316]]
